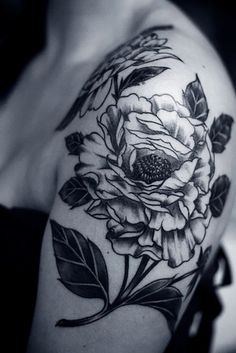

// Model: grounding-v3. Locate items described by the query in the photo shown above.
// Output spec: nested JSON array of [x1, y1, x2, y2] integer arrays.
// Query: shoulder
[[29, 18, 236, 353], [56, 23, 236, 267], [56, 20, 235, 132]]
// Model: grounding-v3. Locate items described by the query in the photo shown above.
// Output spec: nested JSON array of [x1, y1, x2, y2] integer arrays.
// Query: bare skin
[[0, 1, 235, 353]]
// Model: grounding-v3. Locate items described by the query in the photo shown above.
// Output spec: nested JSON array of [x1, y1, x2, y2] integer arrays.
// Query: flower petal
[[125, 112, 164, 133], [138, 228, 155, 246], [136, 113, 170, 134], [133, 141, 180, 160], [138, 190, 182, 208], [83, 173, 122, 201], [106, 220, 161, 260], [87, 200, 109, 219], [150, 94, 190, 118], [109, 236, 162, 261], [127, 129, 192, 155], [149, 203, 186, 231], [189, 209, 211, 243], [78, 133, 108, 175], [161, 229, 195, 267], [193, 136, 214, 193], [160, 159, 198, 191], [100, 105, 123, 151], [155, 109, 195, 149], [195, 191, 211, 216], [118, 93, 152, 115], [180, 182, 199, 217], [108, 197, 148, 224], [152, 210, 211, 267]]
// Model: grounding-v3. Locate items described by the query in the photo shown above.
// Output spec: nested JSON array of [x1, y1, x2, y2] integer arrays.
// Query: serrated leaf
[[51, 220, 109, 301], [59, 176, 92, 208], [183, 75, 208, 122], [209, 114, 234, 153], [120, 66, 168, 93], [210, 175, 230, 217], [127, 278, 182, 332], [65, 132, 84, 155]]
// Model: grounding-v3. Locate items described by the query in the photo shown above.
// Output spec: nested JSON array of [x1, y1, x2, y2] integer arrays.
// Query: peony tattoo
[[52, 27, 233, 333]]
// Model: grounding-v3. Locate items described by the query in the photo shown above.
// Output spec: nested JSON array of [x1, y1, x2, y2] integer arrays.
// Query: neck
[[46, 0, 159, 62]]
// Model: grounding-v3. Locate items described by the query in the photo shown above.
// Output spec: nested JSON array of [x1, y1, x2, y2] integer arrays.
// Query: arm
[[27, 25, 236, 353]]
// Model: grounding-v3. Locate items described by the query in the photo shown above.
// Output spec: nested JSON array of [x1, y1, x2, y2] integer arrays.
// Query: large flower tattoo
[[56, 67, 233, 330], [75, 92, 214, 267]]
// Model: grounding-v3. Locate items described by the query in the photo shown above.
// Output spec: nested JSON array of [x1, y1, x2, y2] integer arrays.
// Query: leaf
[[183, 75, 208, 122], [51, 220, 109, 301], [197, 246, 212, 268], [186, 246, 212, 298], [59, 176, 92, 208], [65, 132, 84, 155], [127, 278, 182, 333], [209, 114, 234, 153], [210, 175, 231, 217], [119, 66, 168, 93]]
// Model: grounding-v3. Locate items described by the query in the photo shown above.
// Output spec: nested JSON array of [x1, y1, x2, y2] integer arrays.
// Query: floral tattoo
[[51, 26, 233, 333], [56, 25, 180, 129]]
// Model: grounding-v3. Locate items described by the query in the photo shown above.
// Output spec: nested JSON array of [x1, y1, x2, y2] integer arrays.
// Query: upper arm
[[27, 24, 236, 353]]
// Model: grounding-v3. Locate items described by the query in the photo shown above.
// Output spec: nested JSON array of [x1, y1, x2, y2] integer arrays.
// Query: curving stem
[[55, 259, 201, 328], [56, 308, 111, 327]]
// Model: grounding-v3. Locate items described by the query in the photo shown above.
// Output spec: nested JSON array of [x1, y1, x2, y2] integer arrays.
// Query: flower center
[[132, 154, 172, 184]]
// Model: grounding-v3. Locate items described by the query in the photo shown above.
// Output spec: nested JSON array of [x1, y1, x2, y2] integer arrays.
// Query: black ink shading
[[209, 175, 231, 217], [118, 66, 168, 94], [186, 246, 212, 297], [65, 132, 84, 155], [56, 25, 179, 130], [59, 176, 92, 209], [209, 114, 234, 153], [55, 42, 233, 331], [183, 75, 209, 122], [51, 220, 206, 332], [51, 220, 109, 302]]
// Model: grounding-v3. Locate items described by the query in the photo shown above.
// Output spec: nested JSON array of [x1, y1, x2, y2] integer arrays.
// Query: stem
[[56, 307, 109, 327], [118, 256, 149, 301], [171, 267, 201, 285], [138, 260, 161, 283], [56, 300, 111, 328], [56, 263, 201, 328], [114, 256, 129, 304]]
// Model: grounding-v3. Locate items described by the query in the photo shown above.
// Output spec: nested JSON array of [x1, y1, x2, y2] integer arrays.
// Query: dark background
[[0, 0, 235, 98]]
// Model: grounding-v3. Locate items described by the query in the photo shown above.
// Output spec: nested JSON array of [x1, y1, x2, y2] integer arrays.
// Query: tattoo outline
[[52, 26, 233, 333], [56, 25, 180, 130]]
